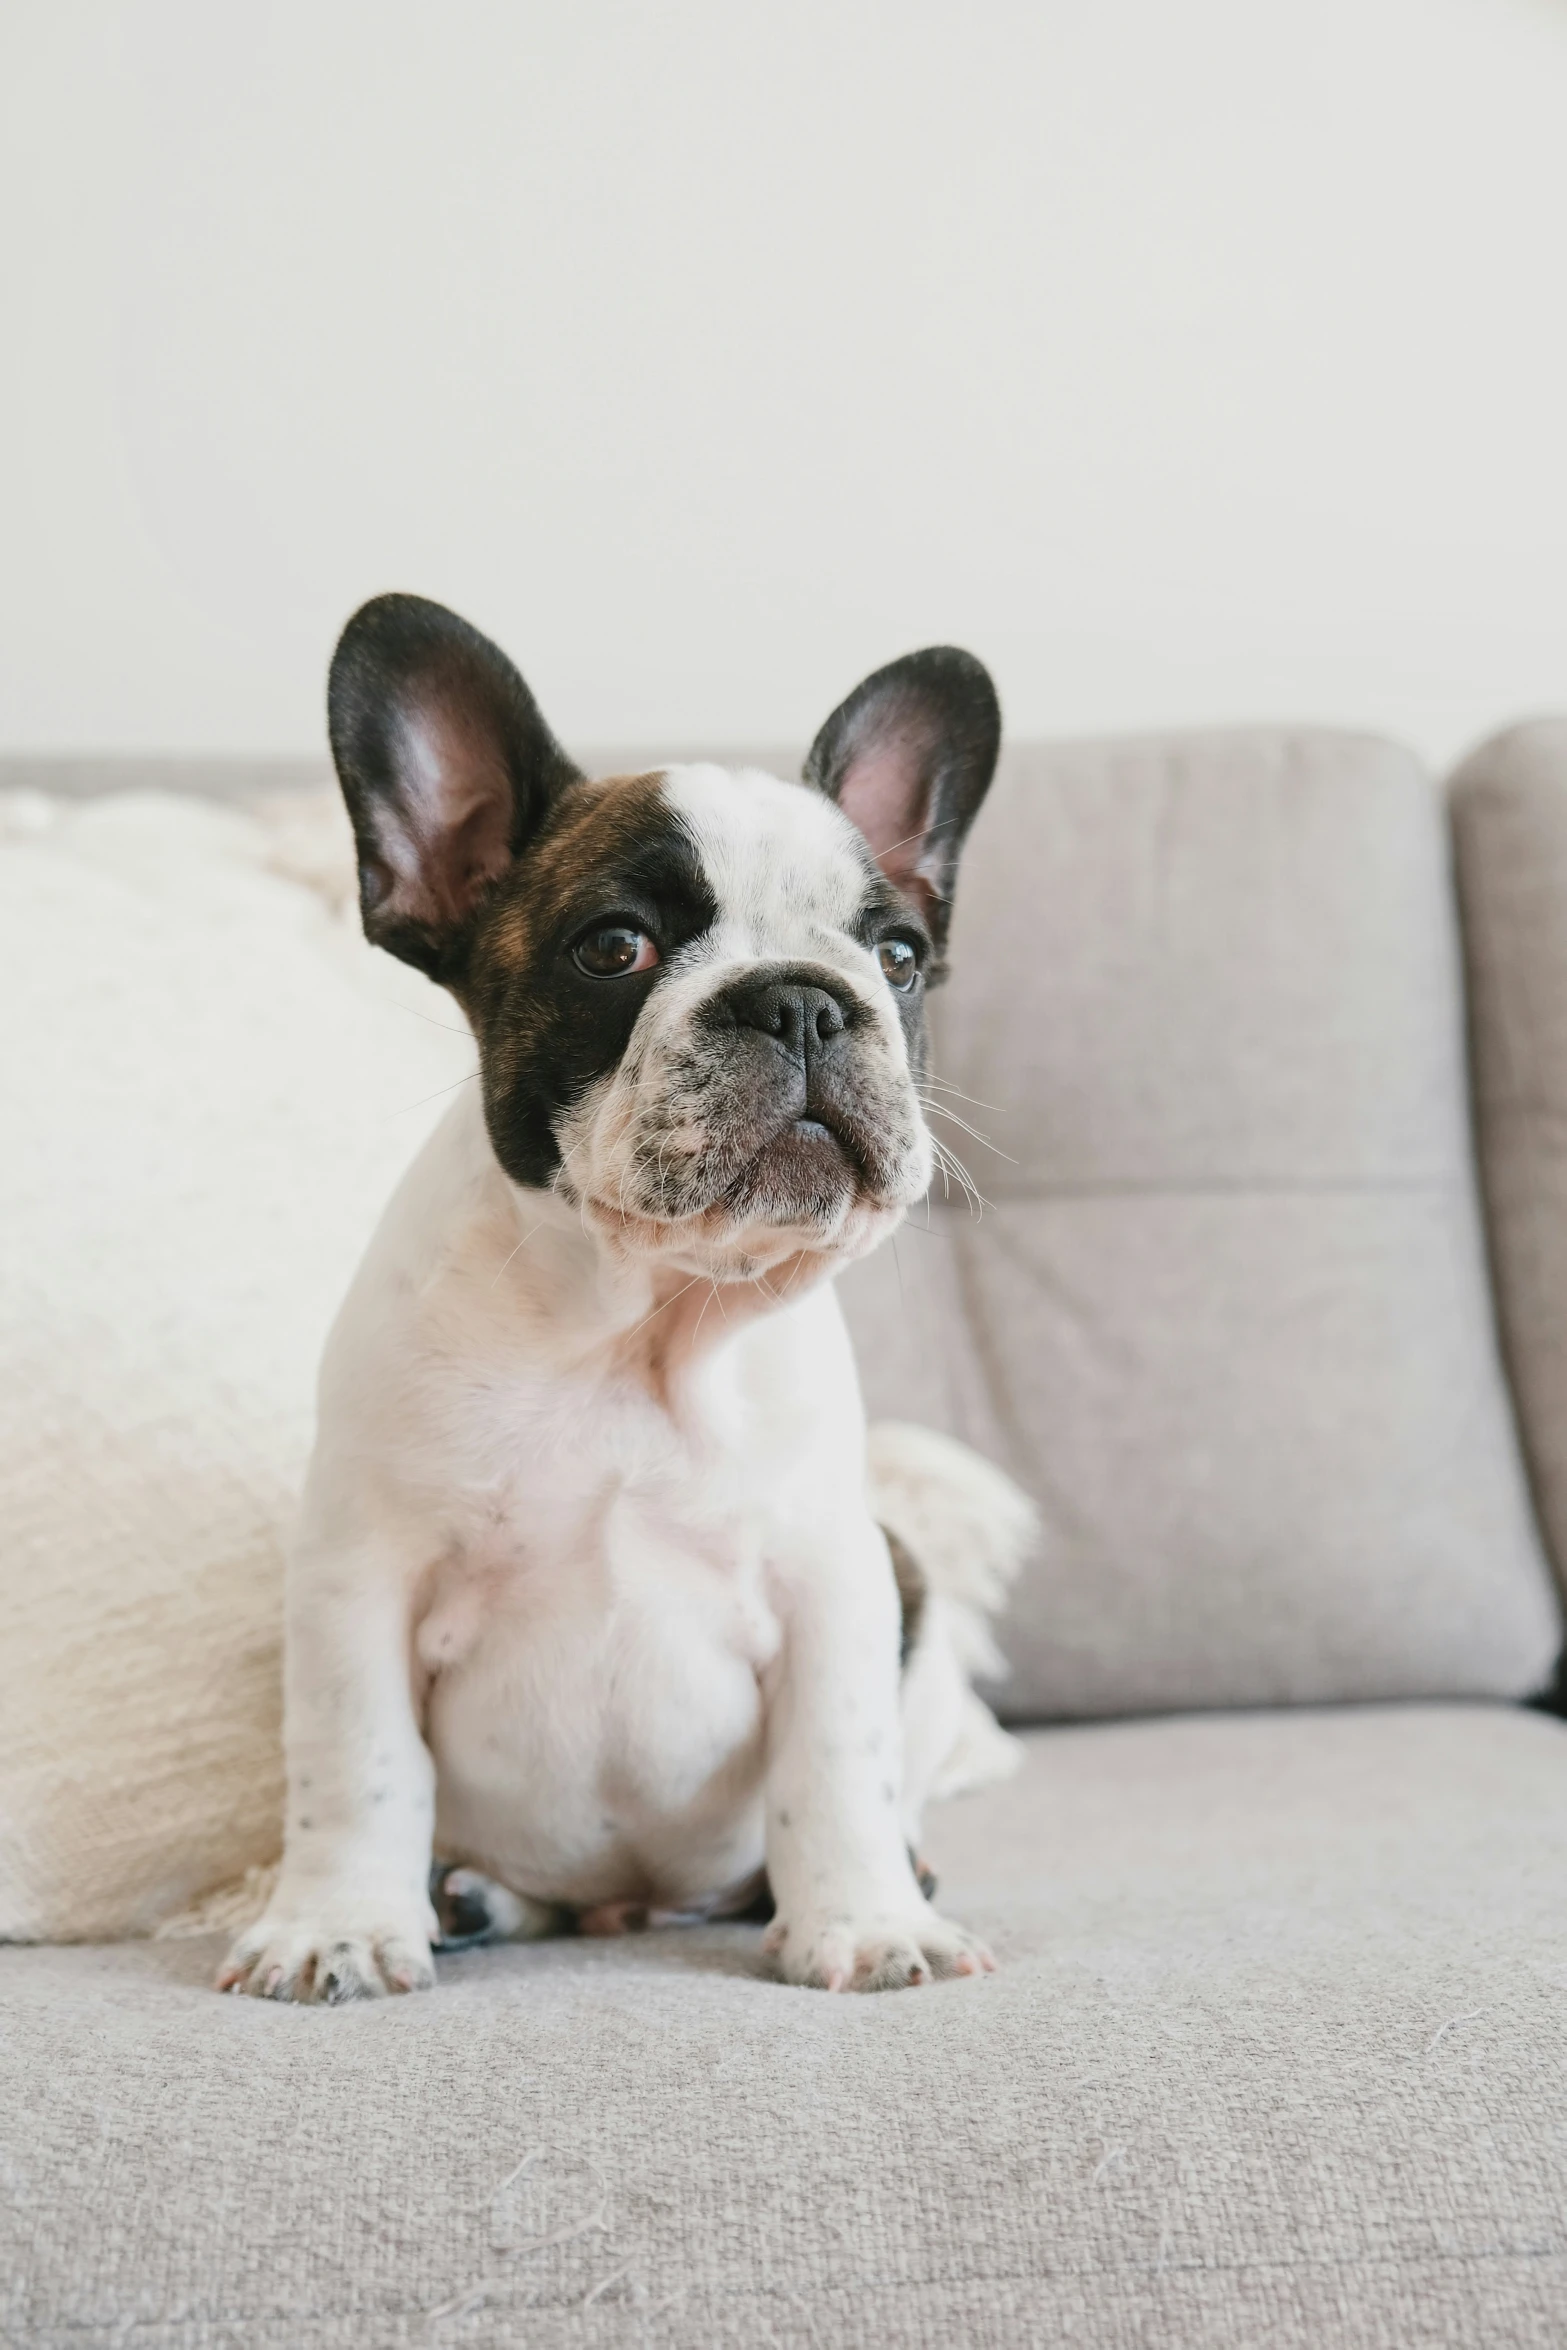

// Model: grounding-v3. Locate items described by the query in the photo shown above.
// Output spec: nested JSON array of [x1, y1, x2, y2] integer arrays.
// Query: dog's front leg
[[762, 1520, 995, 1992], [218, 1536, 437, 2002]]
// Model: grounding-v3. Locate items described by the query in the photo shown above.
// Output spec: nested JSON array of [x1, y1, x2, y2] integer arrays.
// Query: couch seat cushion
[[5, 1704, 1566, 2350]]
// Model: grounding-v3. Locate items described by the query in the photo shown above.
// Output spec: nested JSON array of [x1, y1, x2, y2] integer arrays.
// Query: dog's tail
[[867, 1420, 1038, 1803]]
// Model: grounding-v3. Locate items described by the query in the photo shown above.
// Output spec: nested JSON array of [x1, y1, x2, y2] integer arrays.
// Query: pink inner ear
[[389, 700, 517, 931], [834, 739, 934, 900]]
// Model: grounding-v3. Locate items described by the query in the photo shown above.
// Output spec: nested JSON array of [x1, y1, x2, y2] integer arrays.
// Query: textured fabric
[[1450, 720, 1567, 1612], [840, 729, 1560, 1717], [4, 1704, 1566, 2349], [0, 789, 473, 1940]]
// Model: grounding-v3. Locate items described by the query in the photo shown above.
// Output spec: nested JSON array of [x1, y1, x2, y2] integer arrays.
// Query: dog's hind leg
[[429, 1864, 562, 1951]]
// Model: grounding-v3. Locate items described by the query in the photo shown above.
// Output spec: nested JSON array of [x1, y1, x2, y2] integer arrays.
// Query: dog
[[218, 594, 1034, 2002]]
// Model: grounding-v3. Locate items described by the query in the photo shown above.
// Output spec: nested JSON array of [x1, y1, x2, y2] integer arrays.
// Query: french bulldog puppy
[[220, 595, 1031, 2003]]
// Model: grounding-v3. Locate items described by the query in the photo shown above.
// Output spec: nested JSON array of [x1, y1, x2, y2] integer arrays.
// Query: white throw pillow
[[0, 788, 471, 1940]]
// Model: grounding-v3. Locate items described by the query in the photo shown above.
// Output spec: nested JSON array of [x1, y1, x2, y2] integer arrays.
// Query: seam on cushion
[[963, 1174, 1457, 1203], [21, 2242, 1567, 2340]]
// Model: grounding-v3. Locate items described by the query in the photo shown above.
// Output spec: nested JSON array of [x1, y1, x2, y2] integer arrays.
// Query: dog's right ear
[[327, 593, 582, 980]]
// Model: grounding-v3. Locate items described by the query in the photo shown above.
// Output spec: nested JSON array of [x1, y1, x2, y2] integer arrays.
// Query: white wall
[[2, 0, 1565, 763]]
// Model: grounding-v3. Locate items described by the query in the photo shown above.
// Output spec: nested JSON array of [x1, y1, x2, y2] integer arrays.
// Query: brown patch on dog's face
[[456, 773, 719, 1192], [472, 775, 668, 979]]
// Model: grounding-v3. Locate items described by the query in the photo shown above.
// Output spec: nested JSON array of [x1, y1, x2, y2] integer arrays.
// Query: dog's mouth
[[579, 1107, 895, 1242], [566, 1037, 928, 1262], [717, 1106, 881, 1225], [763, 1113, 855, 1174]]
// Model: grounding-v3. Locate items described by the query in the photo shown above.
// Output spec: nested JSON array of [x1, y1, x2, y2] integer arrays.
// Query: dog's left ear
[[327, 593, 582, 981], [803, 647, 1001, 951]]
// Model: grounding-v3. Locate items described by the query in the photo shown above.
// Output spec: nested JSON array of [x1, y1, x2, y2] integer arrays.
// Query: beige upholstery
[[841, 729, 1559, 1718], [1450, 720, 1567, 1614], [5, 1705, 1567, 2348]]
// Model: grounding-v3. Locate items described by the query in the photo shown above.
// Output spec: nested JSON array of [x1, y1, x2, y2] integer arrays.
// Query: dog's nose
[[729, 979, 847, 1063]]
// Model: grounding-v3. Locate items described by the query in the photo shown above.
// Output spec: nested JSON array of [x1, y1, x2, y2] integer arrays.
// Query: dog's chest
[[415, 1368, 785, 1904]]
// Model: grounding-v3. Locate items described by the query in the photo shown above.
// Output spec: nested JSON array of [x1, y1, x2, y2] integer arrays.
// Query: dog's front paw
[[763, 1905, 995, 1992], [215, 1906, 436, 2003]]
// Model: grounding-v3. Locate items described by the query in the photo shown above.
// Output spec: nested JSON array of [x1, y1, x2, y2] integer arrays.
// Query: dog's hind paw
[[430, 1864, 560, 1950]]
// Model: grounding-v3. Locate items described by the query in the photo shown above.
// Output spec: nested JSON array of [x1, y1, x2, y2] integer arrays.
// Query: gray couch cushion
[[841, 729, 1560, 1718], [5, 1704, 1566, 2349], [1450, 720, 1567, 1618]]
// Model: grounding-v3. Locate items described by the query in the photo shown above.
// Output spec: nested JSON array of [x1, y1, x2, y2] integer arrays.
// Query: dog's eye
[[876, 937, 919, 991], [572, 925, 660, 979]]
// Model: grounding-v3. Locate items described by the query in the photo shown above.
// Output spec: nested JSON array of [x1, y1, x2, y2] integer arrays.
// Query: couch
[[4, 718, 1567, 2349]]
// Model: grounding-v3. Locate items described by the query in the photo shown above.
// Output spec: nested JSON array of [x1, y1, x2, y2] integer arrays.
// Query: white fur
[[220, 765, 1028, 2002]]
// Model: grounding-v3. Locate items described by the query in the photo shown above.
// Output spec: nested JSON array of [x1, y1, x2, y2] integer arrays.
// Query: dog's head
[[328, 595, 999, 1280]]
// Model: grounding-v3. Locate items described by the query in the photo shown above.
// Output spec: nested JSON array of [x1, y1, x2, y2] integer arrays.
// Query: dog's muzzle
[[696, 964, 907, 1221]]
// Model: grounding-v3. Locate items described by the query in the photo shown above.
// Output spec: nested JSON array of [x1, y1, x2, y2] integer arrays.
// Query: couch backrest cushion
[[839, 729, 1561, 1718], [1450, 720, 1567, 1630]]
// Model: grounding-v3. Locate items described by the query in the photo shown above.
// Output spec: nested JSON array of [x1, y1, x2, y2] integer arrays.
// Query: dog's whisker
[[932, 1137, 984, 1211], [389, 1000, 475, 1040], [927, 1133, 989, 1219], [489, 1223, 544, 1293], [617, 1272, 707, 1347], [872, 812, 965, 861], [916, 1075, 1005, 1114], [915, 1095, 1016, 1163], [384, 1069, 479, 1119]]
